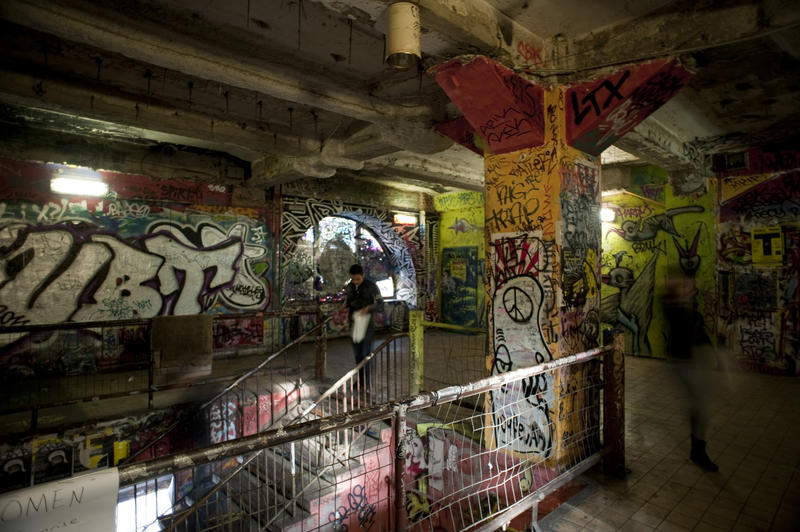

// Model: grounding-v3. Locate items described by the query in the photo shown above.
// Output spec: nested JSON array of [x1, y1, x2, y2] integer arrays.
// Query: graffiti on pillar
[[559, 161, 601, 304], [489, 232, 555, 457], [716, 170, 799, 374], [565, 59, 691, 155]]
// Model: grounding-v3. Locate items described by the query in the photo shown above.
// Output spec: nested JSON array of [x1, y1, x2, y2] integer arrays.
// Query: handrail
[[154, 332, 407, 530], [120, 316, 332, 465], [291, 332, 405, 423], [150, 334, 405, 530], [421, 320, 486, 334], [119, 344, 609, 486]]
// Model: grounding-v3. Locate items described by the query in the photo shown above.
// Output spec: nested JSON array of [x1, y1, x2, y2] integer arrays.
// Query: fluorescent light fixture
[[600, 207, 616, 222], [51, 176, 109, 197], [393, 213, 417, 225]]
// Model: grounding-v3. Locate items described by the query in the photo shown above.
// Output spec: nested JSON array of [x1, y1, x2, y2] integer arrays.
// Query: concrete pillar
[[432, 56, 691, 466]]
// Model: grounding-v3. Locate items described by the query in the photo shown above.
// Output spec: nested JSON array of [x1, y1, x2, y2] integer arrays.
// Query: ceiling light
[[393, 213, 417, 225], [600, 207, 616, 222], [51, 176, 109, 197], [385, 2, 421, 69]]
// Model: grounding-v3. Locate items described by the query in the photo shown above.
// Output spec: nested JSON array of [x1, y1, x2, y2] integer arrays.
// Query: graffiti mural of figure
[[608, 205, 704, 243], [601, 251, 659, 356], [490, 233, 554, 457]]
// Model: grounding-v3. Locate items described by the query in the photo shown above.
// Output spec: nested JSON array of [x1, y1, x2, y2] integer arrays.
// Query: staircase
[[163, 334, 408, 531]]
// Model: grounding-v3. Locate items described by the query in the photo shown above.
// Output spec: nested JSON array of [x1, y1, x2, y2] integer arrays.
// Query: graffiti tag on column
[[487, 181, 542, 230], [490, 232, 554, 456], [0, 220, 270, 325], [570, 71, 630, 126]]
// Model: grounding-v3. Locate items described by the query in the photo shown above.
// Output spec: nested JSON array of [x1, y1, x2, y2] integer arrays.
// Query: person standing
[[662, 267, 719, 472], [344, 264, 384, 394]]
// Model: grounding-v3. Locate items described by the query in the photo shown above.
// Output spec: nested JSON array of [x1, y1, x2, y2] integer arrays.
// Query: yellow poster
[[751, 226, 783, 264]]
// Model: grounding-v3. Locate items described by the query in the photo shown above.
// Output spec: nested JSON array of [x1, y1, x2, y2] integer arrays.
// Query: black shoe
[[690, 434, 719, 472]]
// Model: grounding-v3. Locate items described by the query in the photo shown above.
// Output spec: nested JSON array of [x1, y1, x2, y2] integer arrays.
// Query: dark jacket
[[663, 298, 710, 359], [344, 279, 384, 322]]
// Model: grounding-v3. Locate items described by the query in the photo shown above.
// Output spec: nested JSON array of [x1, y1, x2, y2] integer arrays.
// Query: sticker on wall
[[751, 226, 783, 265]]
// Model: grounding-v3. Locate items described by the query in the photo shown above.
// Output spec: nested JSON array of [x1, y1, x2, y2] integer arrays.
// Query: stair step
[[245, 447, 335, 509], [224, 464, 311, 531]]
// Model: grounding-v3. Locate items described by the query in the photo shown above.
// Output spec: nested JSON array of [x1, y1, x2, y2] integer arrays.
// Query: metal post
[[603, 331, 626, 477], [408, 310, 424, 394], [315, 300, 327, 380], [394, 404, 408, 532]]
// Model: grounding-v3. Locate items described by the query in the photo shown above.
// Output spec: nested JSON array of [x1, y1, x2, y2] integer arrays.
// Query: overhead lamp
[[50, 166, 108, 197], [600, 207, 616, 222], [385, 2, 421, 69]]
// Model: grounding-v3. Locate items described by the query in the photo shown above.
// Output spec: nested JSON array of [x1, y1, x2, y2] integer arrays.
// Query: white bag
[[351, 312, 370, 343]]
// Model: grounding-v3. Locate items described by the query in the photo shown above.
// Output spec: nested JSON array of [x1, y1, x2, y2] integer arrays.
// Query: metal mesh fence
[[160, 413, 396, 532], [117, 346, 612, 532], [403, 357, 603, 531]]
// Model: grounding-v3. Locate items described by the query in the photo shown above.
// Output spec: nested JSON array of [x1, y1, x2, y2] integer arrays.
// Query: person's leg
[[688, 346, 718, 471]]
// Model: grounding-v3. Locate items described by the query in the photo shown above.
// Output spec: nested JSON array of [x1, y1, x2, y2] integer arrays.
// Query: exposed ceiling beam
[[0, 0, 452, 157], [418, 0, 548, 67]]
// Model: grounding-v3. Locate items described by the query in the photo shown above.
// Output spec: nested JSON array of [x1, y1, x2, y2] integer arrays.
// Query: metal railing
[[0, 311, 321, 432], [116, 341, 624, 531], [123, 316, 332, 464], [147, 331, 412, 530]]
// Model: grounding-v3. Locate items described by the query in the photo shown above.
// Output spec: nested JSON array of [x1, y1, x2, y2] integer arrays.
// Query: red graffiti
[[516, 40, 546, 67]]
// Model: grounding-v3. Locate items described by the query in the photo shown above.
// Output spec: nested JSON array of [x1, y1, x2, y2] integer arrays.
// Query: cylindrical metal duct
[[385, 2, 421, 69]]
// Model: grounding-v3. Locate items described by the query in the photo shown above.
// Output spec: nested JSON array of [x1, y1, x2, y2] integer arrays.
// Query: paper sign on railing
[[0, 467, 119, 532]]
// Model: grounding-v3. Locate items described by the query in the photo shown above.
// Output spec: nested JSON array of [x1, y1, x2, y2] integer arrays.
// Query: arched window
[[286, 216, 395, 301]]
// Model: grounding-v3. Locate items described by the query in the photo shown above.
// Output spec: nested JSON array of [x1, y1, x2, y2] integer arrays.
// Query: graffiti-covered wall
[[0, 157, 278, 378], [281, 185, 429, 335], [600, 172, 714, 358], [0, 158, 276, 325], [717, 168, 800, 375], [435, 191, 485, 327]]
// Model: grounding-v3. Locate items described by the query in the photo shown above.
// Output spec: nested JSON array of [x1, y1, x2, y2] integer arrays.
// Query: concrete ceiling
[[0, 0, 798, 194]]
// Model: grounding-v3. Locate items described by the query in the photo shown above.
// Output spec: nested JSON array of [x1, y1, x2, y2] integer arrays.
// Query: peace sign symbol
[[502, 286, 533, 322]]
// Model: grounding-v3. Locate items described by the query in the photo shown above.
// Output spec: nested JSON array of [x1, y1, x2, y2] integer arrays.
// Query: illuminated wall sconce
[[600, 207, 616, 222], [385, 2, 421, 69], [50, 167, 108, 197], [393, 213, 417, 225]]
